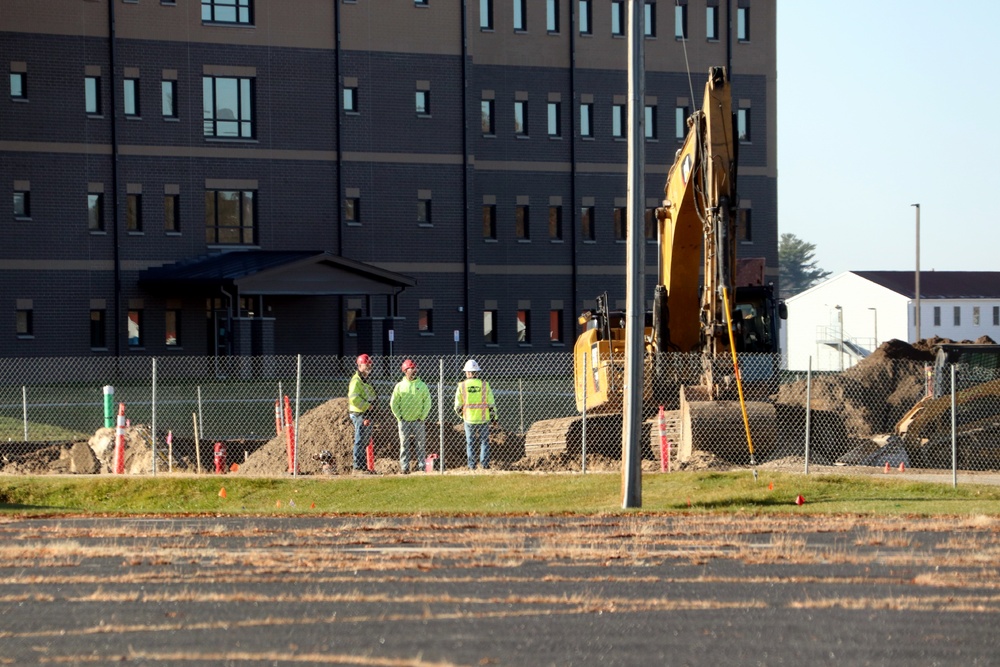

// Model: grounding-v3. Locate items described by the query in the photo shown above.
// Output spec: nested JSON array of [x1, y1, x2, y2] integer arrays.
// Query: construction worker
[[454, 359, 497, 470], [390, 359, 432, 474], [348, 353, 377, 474]]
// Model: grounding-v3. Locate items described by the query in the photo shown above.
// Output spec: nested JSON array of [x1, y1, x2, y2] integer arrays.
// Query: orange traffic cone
[[218, 487, 227, 498], [884, 462, 890, 473], [310, 502, 315, 509], [898, 461, 906, 472], [276, 500, 282, 508], [768, 481, 774, 491], [795, 495, 805, 506]]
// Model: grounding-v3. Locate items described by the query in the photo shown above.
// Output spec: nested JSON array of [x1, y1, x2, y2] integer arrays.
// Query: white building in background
[[781, 272, 1000, 371]]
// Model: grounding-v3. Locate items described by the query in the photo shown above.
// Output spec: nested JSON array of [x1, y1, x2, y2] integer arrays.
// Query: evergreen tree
[[778, 233, 831, 298]]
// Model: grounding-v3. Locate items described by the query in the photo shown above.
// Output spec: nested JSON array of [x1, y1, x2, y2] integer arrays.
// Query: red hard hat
[[401, 359, 417, 371], [356, 353, 372, 365]]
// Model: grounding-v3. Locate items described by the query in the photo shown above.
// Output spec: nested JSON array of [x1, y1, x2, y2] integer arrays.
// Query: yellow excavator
[[525, 66, 786, 462]]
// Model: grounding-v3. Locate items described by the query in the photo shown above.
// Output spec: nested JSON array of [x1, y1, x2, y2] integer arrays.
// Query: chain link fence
[[1, 349, 999, 479]]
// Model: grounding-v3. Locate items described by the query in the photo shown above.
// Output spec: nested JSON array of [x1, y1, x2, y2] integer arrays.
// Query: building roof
[[139, 251, 416, 296], [853, 271, 1000, 299]]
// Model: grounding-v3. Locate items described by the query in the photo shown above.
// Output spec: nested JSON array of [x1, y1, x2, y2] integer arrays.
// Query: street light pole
[[912, 203, 921, 342], [868, 307, 878, 350]]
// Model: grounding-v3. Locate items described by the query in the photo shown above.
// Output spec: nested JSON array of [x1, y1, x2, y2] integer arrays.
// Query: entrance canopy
[[139, 251, 416, 296]]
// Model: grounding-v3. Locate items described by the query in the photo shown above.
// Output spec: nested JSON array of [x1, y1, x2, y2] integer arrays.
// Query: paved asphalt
[[1, 514, 999, 666]]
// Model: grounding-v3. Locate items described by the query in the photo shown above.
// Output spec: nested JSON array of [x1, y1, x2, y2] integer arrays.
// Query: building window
[[14, 190, 30, 219], [581, 206, 595, 241], [706, 5, 719, 39], [345, 197, 360, 224], [417, 196, 432, 225], [550, 309, 563, 343], [737, 208, 752, 242], [579, 0, 592, 35], [162, 80, 177, 118], [483, 204, 497, 239], [127, 309, 144, 347], [611, 1, 625, 36], [415, 0, 428, 5], [738, 108, 751, 142], [547, 101, 561, 137], [995, 306, 999, 326], [515, 204, 530, 240], [165, 309, 181, 346], [484, 309, 498, 344], [415, 90, 430, 115], [343, 85, 358, 113], [548, 205, 562, 240], [513, 0, 527, 31], [644, 1, 656, 37], [644, 104, 657, 139], [480, 0, 493, 29], [514, 100, 528, 136], [644, 207, 657, 241], [613, 207, 626, 241], [612, 104, 626, 138], [418, 307, 433, 333], [345, 305, 361, 334], [202, 0, 253, 24], [85, 75, 101, 115], [203, 76, 254, 138], [481, 99, 495, 134], [973, 306, 981, 326], [675, 105, 688, 140], [165, 194, 179, 232], [517, 309, 531, 343], [126, 193, 143, 232], [933, 306, 941, 327], [954, 306, 961, 327], [88, 193, 104, 231], [10, 72, 26, 99], [16, 307, 33, 337], [580, 102, 593, 138], [737, 6, 749, 41], [674, 3, 687, 39], [90, 309, 106, 348], [205, 189, 255, 244], [124, 78, 140, 117], [546, 0, 559, 32]]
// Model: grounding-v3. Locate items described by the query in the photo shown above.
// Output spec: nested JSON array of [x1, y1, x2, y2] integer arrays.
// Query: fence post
[[103, 385, 115, 428], [804, 357, 812, 475], [519, 379, 524, 435], [197, 386, 204, 440], [293, 354, 302, 477], [151, 358, 157, 476], [581, 352, 587, 474], [22, 386, 27, 442], [192, 412, 202, 474], [951, 363, 957, 488], [439, 358, 444, 473]]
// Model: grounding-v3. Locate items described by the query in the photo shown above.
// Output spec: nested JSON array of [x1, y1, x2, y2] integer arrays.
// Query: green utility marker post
[[103, 385, 114, 428]]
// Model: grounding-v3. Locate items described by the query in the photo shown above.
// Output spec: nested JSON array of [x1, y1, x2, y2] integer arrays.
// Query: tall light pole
[[912, 203, 921, 342], [835, 305, 844, 372], [868, 307, 878, 350]]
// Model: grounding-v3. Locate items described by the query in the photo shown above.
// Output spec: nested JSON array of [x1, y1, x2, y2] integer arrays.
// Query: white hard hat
[[463, 359, 481, 372]]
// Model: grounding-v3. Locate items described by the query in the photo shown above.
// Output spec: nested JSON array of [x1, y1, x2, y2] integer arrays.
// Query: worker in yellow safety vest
[[454, 359, 497, 470], [348, 353, 377, 473]]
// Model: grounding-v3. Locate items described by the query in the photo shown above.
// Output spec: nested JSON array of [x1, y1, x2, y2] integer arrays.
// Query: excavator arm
[[655, 66, 738, 355]]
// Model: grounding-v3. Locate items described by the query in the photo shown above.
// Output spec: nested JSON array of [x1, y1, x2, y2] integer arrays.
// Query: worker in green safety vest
[[348, 353, 377, 474], [454, 359, 497, 470]]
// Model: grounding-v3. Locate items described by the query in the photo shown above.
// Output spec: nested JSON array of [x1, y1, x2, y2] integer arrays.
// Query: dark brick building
[[1, 0, 776, 358]]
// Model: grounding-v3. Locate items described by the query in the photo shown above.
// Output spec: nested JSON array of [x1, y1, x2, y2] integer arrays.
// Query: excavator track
[[525, 412, 683, 461]]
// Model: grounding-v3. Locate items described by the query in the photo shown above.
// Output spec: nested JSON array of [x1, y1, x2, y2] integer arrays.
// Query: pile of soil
[[0, 441, 99, 475]]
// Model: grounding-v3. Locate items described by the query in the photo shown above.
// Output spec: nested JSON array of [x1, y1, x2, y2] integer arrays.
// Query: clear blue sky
[[776, 1, 1000, 276]]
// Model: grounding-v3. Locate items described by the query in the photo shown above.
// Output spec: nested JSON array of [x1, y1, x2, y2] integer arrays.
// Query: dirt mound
[[1, 441, 99, 475]]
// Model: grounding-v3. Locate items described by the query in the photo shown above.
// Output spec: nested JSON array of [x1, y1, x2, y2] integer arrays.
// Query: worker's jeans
[[350, 411, 373, 470], [464, 422, 490, 469], [397, 420, 426, 473]]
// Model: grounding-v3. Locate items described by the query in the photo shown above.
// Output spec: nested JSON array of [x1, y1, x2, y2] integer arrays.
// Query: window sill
[[550, 239, 564, 244], [163, 116, 180, 122], [583, 239, 597, 244], [547, 31, 560, 36], [550, 342, 566, 348], [613, 137, 626, 142], [485, 343, 500, 348], [740, 240, 754, 245], [11, 97, 29, 103], [346, 221, 362, 227], [127, 231, 145, 236], [646, 137, 658, 143], [417, 113, 432, 118], [125, 115, 142, 121], [480, 27, 495, 33], [14, 216, 31, 222], [417, 222, 433, 228], [482, 133, 496, 138], [165, 346, 185, 351], [515, 134, 530, 140], [581, 136, 595, 141], [205, 136, 259, 144], [16, 335, 34, 340], [707, 38, 719, 43], [516, 238, 531, 243], [419, 332, 435, 337], [91, 347, 109, 352], [484, 238, 498, 243], [518, 343, 533, 348], [344, 110, 360, 116], [207, 244, 261, 250], [202, 21, 256, 28], [166, 231, 182, 236], [90, 230, 107, 235], [549, 135, 562, 140], [127, 347, 147, 352], [86, 114, 105, 120]]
